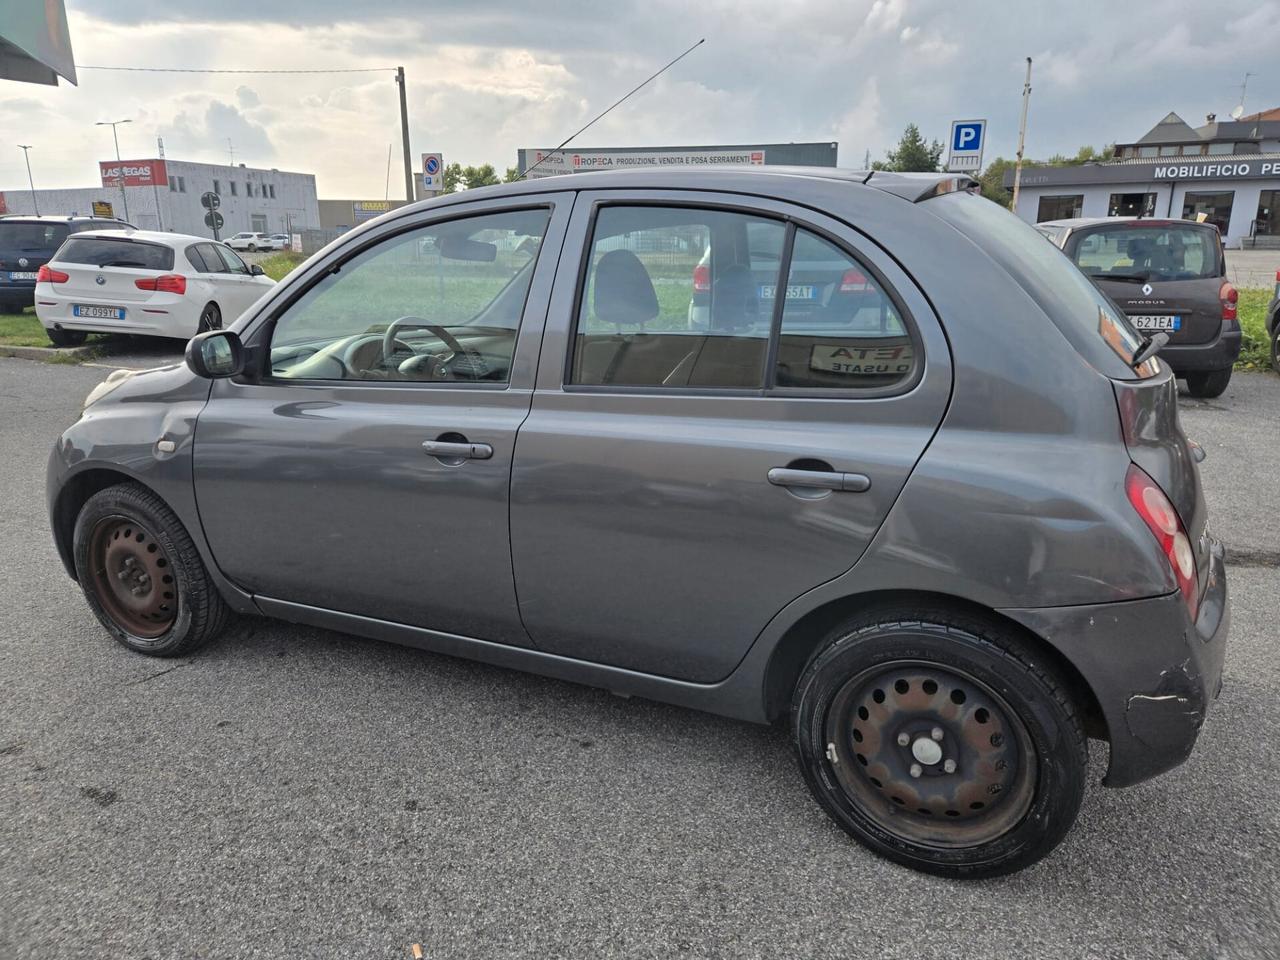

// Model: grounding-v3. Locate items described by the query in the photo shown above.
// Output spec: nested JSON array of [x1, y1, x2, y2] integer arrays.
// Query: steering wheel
[[381, 315, 487, 378]]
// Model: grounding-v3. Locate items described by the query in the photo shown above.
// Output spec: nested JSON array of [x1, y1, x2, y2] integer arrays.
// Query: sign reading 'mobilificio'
[[1153, 160, 1280, 180]]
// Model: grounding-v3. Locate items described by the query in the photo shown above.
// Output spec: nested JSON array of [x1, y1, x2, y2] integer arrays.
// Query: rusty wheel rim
[[87, 516, 177, 639], [825, 660, 1036, 849]]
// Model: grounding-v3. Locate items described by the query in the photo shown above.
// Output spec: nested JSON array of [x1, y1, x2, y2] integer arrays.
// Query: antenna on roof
[[519, 38, 706, 180], [1232, 72, 1253, 120]]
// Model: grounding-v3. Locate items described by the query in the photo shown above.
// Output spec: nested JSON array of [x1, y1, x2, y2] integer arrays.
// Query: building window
[[1137, 146, 1158, 158], [1108, 192, 1158, 217], [1036, 195, 1084, 222], [213, 179, 221, 195], [230, 181, 238, 196], [246, 182, 254, 198], [1159, 145, 1180, 157], [1207, 142, 1235, 155], [1257, 191, 1280, 238], [1182, 191, 1234, 235], [169, 178, 177, 192], [269, 185, 276, 199]]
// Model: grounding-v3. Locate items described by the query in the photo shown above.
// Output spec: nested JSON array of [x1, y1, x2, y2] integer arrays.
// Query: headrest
[[593, 249, 658, 326]]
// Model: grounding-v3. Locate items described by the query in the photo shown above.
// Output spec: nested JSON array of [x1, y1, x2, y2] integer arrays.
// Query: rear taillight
[[692, 263, 710, 293], [1219, 281, 1238, 324], [839, 268, 868, 293], [135, 274, 187, 295], [1125, 464, 1198, 621], [36, 264, 69, 284]]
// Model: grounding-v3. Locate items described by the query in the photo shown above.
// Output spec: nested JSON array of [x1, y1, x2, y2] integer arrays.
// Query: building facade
[[515, 142, 838, 179], [1007, 110, 1280, 248], [1, 157, 321, 238]]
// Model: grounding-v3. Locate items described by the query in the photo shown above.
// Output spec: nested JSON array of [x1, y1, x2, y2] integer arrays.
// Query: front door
[[193, 197, 571, 644], [509, 193, 952, 682]]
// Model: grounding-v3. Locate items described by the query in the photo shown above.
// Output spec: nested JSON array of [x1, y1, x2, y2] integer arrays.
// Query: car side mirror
[[186, 330, 245, 379], [249, 263, 265, 276]]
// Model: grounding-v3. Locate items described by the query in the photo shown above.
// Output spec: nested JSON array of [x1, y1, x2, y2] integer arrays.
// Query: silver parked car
[[47, 168, 1229, 878]]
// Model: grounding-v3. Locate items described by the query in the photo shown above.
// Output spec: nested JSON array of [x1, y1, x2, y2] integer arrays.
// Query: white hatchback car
[[225, 231, 272, 252], [35, 229, 275, 346]]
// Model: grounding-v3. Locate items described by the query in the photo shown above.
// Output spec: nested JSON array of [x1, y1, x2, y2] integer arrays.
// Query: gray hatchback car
[[48, 168, 1229, 878]]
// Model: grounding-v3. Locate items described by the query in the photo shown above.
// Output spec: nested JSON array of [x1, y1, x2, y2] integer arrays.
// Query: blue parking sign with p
[[953, 122, 983, 152]]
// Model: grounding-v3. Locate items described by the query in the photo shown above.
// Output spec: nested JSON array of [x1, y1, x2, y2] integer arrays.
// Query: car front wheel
[[1184, 368, 1232, 398], [73, 482, 229, 657], [792, 608, 1087, 878]]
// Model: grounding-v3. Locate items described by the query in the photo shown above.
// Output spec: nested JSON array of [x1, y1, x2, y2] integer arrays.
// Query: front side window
[[774, 229, 914, 390], [571, 206, 785, 388], [214, 244, 249, 274], [270, 207, 550, 384]]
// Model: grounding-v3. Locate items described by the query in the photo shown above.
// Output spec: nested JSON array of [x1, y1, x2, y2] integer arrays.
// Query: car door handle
[[768, 468, 870, 492], [422, 440, 493, 460]]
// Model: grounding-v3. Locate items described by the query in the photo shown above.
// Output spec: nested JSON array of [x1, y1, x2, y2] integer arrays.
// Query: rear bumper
[[1001, 537, 1229, 788], [35, 293, 198, 339], [0, 278, 35, 303], [1158, 326, 1242, 373]]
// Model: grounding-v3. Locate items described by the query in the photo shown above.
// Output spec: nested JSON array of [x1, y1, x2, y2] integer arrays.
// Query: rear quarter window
[[55, 237, 175, 271], [930, 192, 1147, 379]]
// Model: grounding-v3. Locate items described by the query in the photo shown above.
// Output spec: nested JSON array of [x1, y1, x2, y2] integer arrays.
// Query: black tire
[[792, 607, 1087, 879], [46, 326, 88, 347], [1184, 368, 1232, 398], [1271, 328, 1280, 376], [196, 302, 222, 335], [247, 244, 257, 252], [72, 482, 229, 657]]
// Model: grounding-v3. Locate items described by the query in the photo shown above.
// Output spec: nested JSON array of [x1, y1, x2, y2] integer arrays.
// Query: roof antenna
[[1230, 72, 1253, 120], [520, 38, 706, 180]]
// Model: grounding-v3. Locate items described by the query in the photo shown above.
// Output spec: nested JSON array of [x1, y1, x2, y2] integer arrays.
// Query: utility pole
[[96, 118, 132, 222], [17, 145, 38, 215], [153, 135, 166, 230], [396, 66, 414, 201], [1011, 57, 1033, 215]]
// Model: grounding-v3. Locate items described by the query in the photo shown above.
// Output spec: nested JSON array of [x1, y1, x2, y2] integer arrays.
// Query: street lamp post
[[95, 118, 132, 222], [17, 145, 38, 215]]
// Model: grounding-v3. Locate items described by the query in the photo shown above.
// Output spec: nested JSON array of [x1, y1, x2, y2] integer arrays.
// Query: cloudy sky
[[1, 0, 1277, 198]]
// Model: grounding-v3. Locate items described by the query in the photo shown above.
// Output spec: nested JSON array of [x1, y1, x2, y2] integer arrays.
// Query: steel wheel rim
[[202, 306, 220, 331], [824, 659, 1037, 849], [87, 516, 177, 639]]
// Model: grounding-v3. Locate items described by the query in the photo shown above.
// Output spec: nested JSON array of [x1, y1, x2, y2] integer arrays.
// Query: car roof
[[396, 166, 978, 212], [57, 228, 221, 247], [1039, 216, 1216, 231], [0, 214, 129, 224]]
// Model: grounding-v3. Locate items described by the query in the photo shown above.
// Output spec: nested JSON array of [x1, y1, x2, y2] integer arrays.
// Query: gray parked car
[[1038, 217, 1241, 397], [47, 168, 1229, 878]]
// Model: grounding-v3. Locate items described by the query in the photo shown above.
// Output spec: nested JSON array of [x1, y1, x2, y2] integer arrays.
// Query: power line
[[77, 65, 394, 74]]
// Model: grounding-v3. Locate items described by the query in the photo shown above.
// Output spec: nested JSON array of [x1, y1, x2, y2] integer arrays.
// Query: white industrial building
[[0, 157, 321, 237], [1007, 108, 1280, 249]]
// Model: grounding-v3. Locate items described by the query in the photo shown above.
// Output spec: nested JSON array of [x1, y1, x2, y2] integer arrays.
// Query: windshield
[[1065, 223, 1222, 282], [0, 221, 69, 252], [56, 237, 175, 270], [930, 191, 1150, 379]]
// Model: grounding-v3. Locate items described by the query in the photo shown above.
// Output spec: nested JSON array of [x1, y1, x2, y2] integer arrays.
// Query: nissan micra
[[47, 168, 1229, 878]]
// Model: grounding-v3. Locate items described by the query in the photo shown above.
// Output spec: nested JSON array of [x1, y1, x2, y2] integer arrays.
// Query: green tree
[[461, 164, 500, 189], [872, 123, 944, 172], [441, 162, 465, 194], [976, 156, 1015, 208], [504, 166, 522, 183]]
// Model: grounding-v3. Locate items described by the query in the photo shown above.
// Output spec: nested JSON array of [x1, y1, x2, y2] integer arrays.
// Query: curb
[[0, 343, 97, 363]]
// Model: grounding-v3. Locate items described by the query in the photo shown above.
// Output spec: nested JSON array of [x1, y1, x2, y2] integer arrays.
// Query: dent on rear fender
[[1124, 658, 1205, 754]]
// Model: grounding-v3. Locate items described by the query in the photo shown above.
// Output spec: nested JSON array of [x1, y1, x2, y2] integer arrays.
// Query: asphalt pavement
[[2, 356, 1278, 960]]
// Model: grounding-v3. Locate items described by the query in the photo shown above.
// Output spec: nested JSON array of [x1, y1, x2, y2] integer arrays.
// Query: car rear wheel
[[196, 302, 222, 335], [1184, 368, 1232, 399], [792, 608, 1087, 878], [46, 327, 88, 348], [1271, 328, 1280, 375], [73, 482, 230, 657]]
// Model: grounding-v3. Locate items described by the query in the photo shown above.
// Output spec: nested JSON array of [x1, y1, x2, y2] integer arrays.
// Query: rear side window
[[572, 206, 784, 389], [930, 192, 1146, 379], [1065, 223, 1222, 281], [56, 237, 175, 271], [0, 221, 68, 250], [775, 229, 915, 390]]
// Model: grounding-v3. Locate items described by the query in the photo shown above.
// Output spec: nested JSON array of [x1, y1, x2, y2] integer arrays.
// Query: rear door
[[209, 243, 263, 320], [1066, 222, 1225, 344], [509, 191, 952, 683]]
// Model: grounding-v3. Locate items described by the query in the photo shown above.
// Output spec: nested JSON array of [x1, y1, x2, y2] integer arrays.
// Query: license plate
[[7, 271, 37, 281], [759, 284, 816, 301], [1130, 314, 1181, 332], [73, 304, 126, 320]]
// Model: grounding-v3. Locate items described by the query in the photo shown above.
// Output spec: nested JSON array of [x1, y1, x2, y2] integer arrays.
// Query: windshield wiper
[[1131, 332, 1168, 369], [1101, 273, 1151, 283], [97, 259, 147, 267]]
